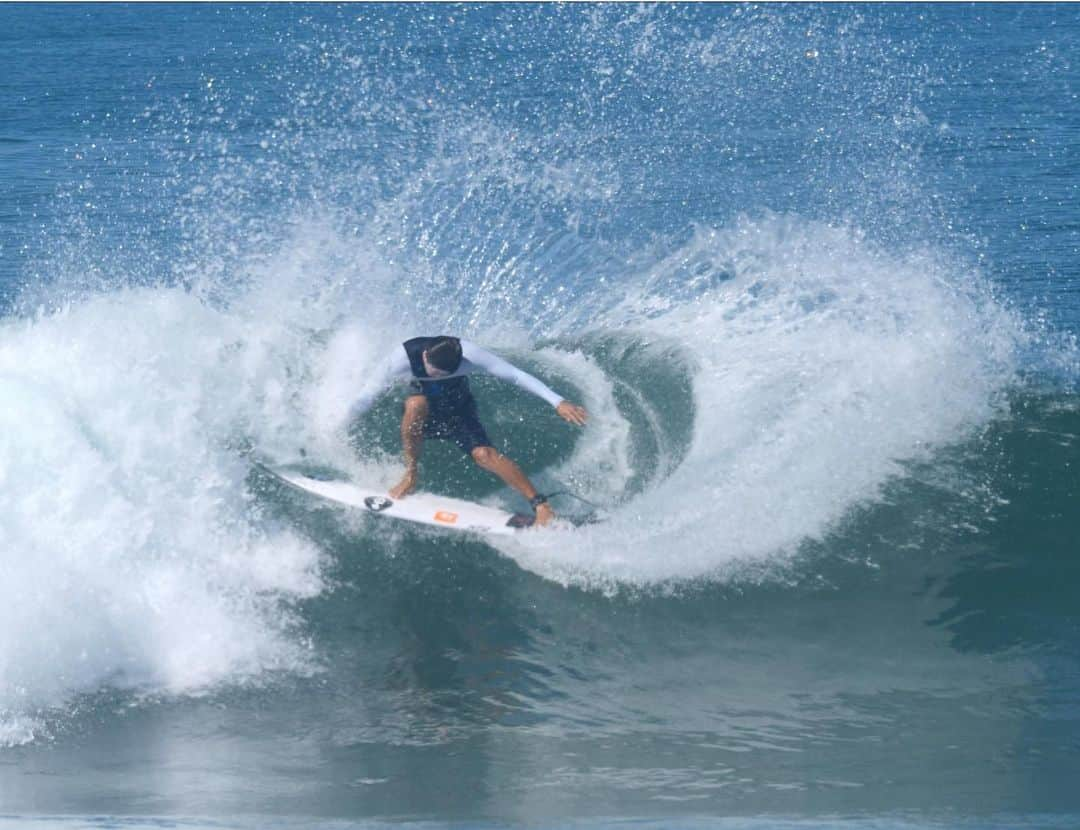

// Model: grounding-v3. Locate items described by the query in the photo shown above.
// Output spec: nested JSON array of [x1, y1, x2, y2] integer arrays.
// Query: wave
[[0, 4, 1067, 747], [0, 206, 1030, 745]]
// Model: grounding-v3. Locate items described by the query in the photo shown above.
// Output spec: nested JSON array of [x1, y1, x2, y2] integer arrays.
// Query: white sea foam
[[0, 287, 327, 745], [0, 205, 1023, 741], [500, 215, 1022, 589]]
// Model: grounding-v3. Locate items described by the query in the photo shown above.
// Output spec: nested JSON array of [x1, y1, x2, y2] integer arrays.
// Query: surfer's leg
[[470, 446, 556, 526], [390, 395, 427, 499]]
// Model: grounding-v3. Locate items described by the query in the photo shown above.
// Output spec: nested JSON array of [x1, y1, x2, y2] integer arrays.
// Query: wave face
[[1, 4, 1079, 822]]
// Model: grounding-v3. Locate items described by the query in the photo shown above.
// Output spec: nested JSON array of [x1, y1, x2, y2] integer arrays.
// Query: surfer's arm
[[466, 341, 591, 423], [464, 342, 588, 425], [461, 341, 565, 408], [346, 349, 412, 420]]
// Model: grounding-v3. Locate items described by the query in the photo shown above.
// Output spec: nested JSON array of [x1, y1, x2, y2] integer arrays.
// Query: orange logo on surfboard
[[433, 510, 458, 524]]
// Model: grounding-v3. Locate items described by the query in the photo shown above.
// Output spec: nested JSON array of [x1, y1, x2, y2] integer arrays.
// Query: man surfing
[[347, 336, 588, 526]]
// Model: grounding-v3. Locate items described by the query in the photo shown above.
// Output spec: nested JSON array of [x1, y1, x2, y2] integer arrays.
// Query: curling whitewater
[[0, 210, 1024, 744], [495, 216, 1023, 588]]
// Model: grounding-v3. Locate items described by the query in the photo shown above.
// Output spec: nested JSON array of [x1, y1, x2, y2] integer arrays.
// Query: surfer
[[347, 336, 588, 526]]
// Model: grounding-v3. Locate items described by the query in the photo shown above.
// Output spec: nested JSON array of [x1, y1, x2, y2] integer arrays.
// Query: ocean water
[[1, 4, 1078, 828]]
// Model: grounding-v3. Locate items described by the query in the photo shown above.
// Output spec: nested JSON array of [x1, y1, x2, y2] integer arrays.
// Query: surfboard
[[258, 464, 535, 535]]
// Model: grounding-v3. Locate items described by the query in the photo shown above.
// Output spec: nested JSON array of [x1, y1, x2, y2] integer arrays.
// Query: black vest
[[402, 336, 473, 409]]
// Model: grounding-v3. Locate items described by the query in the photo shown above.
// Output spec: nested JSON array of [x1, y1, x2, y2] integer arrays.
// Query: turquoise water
[[1, 5, 1079, 827]]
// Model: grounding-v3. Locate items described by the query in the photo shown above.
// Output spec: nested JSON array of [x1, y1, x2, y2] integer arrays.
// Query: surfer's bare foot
[[534, 502, 556, 527], [389, 471, 418, 500]]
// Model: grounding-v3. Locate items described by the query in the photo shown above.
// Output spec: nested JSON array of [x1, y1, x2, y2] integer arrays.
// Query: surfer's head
[[422, 336, 463, 377]]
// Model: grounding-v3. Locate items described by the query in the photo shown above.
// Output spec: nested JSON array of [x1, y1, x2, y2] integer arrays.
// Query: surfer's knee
[[470, 445, 499, 468]]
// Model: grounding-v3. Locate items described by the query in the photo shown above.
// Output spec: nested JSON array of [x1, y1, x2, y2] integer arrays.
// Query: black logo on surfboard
[[364, 496, 393, 512]]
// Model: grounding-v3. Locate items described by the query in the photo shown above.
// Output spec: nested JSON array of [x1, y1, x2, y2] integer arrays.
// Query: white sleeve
[[460, 340, 565, 409], [346, 347, 412, 420]]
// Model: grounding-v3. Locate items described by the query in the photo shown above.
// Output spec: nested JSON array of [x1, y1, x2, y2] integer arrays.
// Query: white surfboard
[[259, 464, 534, 535]]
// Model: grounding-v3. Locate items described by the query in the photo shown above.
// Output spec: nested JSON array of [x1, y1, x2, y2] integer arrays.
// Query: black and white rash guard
[[347, 339, 565, 420]]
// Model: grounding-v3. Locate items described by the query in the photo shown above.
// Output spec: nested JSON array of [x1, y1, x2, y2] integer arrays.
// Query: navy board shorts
[[407, 382, 492, 455]]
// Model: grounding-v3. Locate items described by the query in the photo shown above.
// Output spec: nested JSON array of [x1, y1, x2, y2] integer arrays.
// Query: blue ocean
[[1, 4, 1079, 828]]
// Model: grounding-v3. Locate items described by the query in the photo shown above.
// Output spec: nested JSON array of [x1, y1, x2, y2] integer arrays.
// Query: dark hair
[[426, 336, 463, 373]]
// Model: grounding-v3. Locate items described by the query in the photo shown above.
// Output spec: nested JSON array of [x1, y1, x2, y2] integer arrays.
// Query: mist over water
[[1, 4, 1079, 825]]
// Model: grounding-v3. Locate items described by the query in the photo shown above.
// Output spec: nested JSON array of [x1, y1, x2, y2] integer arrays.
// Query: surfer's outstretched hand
[[557, 401, 588, 426], [389, 471, 418, 500]]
